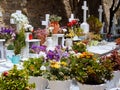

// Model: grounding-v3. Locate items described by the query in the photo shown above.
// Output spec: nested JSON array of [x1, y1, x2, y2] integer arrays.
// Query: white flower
[[24, 24, 34, 32], [40, 65, 46, 70], [48, 27, 54, 32], [39, 51, 47, 59], [11, 12, 29, 24], [62, 28, 67, 32]]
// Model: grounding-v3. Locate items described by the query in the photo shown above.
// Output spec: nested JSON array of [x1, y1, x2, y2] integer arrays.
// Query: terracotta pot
[[49, 21, 60, 34]]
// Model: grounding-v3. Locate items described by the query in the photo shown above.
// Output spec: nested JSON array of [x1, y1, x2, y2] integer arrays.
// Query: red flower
[[3, 71, 9, 76], [67, 22, 73, 27], [71, 20, 77, 25]]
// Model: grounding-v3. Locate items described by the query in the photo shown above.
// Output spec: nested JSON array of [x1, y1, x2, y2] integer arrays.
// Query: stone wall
[[0, 0, 119, 29]]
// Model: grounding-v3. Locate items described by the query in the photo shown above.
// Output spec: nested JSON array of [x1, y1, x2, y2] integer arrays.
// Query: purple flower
[[46, 50, 55, 60]]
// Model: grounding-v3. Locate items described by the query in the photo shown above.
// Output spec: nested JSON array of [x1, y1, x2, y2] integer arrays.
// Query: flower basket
[[49, 80, 71, 90]]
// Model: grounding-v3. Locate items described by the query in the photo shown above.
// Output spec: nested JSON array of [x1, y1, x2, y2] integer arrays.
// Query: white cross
[[69, 14, 75, 22], [98, 5, 103, 22], [82, 1, 88, 22], [41, 14, 50, 28]]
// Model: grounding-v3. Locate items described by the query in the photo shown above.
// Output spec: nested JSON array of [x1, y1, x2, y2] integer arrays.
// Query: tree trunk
[[108, 0, 120, 34]]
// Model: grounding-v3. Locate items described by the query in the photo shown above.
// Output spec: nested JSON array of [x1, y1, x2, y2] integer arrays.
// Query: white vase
[[49, 80, 71, 90], [77, 82, 106, 90], [29, 76, 48, 90]]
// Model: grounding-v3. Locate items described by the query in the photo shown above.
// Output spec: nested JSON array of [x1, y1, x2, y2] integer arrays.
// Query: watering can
[[7, 55, 20, 64]]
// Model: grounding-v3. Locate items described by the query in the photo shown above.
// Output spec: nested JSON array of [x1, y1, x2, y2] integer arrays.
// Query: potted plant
[[42, 46, 71, 90], [23, 57, 48, 90], [43, 58, 71, 90], [49, 14, 62, 34], [87, 15, 102, 34], [0, 65, 35, 90], [72, 41, 86, 53], [7, 28, 26, 64], [70, 52, 113, 90]]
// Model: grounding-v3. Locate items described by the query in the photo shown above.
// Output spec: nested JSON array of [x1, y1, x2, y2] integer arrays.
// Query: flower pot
[[106, 71, 120, 89], [77, 82, 106, 90], [29, 76, 48, 90], [49, 22, 60, 34], [49, 80, 71, 90]]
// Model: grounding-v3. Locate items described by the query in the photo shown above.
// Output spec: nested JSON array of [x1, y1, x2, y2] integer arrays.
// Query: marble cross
[[41, 14, 50, 28], [82, 1, 88, 22], [69, 14, 75, 22], [98, 5, 103, 22]]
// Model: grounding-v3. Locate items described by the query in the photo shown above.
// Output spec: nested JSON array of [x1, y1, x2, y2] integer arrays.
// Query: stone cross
[[98, 5, 103, 22], [82, 1, 88, 22], [69, 13, 75, 22], [41, 14, 50, 28]]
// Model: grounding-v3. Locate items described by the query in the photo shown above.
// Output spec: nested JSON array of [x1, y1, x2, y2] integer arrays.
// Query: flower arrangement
[[0, 65, 35, 90], [11, 10, 29, 24], [65, 20, 85, 38], [23, 57, 45, 76], [0, 27, 16, 41], [72, 41, 87, 53], [34, 28, 48, 45], [43, 58, 71, 81], [70, 52, 113, 85], [46, 45, 69, 61], [30, 44, 46, 54], [49, 15, 62, 22]]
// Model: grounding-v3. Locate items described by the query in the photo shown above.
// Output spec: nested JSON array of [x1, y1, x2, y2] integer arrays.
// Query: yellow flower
[[61, 61, 67, 66], [50, 61, 60, 69]]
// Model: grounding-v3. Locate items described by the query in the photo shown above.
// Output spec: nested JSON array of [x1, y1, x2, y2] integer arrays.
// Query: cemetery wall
[[0, 0, 119, 29]]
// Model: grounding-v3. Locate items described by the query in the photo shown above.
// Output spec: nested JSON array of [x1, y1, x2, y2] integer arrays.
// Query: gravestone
[[80, 1, 89, 34], [98, 5, 103, 22], [41, 14, 50, 28]]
